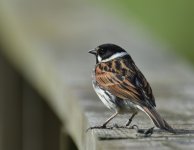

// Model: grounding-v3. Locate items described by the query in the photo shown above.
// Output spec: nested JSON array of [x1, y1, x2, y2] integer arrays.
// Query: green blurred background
[[97, 0, 194, 63]]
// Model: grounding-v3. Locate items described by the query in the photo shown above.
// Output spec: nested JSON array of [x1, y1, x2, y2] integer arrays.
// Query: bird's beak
[[88, 49, 97, 55]]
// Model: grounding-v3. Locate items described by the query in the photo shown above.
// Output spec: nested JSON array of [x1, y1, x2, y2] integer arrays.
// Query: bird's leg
[[112, 112, 138, 129], [87, 112, 118, 131], [102, 111, 119, 127], [125, 112, 137, 126]]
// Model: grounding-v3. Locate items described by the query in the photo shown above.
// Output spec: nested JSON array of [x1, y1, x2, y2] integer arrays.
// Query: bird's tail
[[140, 106, 175, 133]]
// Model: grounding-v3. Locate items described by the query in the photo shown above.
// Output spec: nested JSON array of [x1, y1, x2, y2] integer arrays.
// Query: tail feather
[[140, 106, 175, 133]]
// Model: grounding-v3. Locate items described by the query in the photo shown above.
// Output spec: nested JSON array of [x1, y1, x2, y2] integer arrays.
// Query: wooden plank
[[0, 0, 194, 150], [22, 81, 62, 150], [60, 128, 78, 150], [43, 99, 61, 150], [76, 87, 194, 150], [22, 82, 44, 150], [0, 53, 22, 150]]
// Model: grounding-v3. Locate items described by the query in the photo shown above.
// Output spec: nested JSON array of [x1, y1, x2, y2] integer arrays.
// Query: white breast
[[92, 81, 116, 110]]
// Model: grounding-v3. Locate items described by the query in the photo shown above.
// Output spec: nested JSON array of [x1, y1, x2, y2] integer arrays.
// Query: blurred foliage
[[97, 0, 194, 63]]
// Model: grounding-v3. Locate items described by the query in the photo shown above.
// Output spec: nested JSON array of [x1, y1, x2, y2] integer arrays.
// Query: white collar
[[100, 52, 128, 62]]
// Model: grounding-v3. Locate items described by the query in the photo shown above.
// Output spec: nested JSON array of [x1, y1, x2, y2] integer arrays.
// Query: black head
[[88, 44, 128, 63]]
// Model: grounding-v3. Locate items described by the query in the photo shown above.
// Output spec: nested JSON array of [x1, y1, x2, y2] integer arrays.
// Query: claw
[[131, 125, 139, 130], [131, 125, 154, 137], [144, 127, 154, 137]]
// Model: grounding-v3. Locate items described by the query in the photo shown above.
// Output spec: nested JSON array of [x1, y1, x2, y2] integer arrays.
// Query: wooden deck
[[0, 0, 194, 150]]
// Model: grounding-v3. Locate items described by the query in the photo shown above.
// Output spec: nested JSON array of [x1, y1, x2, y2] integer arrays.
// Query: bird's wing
[[95, 59, 156, 107]]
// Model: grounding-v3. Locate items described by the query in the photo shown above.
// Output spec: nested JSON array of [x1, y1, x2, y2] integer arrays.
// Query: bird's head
[[88, 43, 128, 63]]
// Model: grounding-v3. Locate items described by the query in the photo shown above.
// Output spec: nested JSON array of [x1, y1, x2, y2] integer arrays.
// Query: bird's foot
[[143, 127, 154, 137], [112, 123, 136, 129], [132, 125, 154, 137], [86, 124, 113, 132]]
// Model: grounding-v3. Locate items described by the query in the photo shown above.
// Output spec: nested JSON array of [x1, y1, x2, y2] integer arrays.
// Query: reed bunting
[[88, 43, 175, 133]]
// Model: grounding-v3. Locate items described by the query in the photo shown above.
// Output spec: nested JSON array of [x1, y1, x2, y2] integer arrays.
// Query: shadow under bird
[[88, 43, 175, 134]]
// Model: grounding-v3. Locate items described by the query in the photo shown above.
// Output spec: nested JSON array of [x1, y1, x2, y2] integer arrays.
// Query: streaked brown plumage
[[95, 58, 155, 106], [89, 43, 175, 133]]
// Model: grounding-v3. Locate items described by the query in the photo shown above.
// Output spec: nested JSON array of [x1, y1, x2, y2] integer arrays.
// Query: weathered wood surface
[[0, 0, 194, 150]]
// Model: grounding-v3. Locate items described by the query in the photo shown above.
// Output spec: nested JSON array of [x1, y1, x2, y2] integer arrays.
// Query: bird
[[88, 43, 175, 133]]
